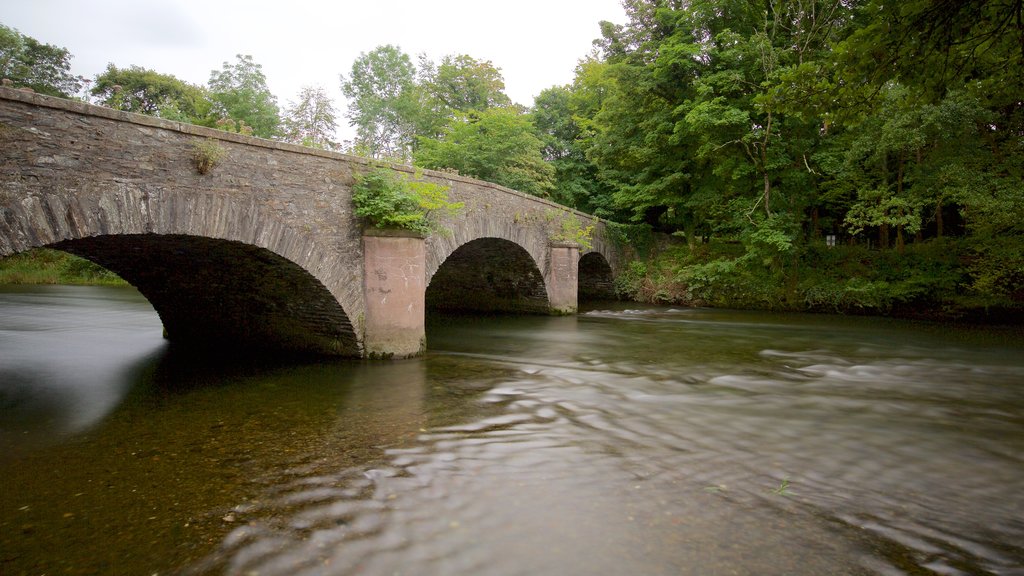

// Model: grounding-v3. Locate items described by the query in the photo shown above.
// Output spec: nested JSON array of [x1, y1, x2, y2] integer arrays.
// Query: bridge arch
[[578, 251, 617, 301], [425, 237, 549, 313], [3, 185, 362, 356]]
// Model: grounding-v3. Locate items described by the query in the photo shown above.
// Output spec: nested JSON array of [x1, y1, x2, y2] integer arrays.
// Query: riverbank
[[0, 248, 127, 286], [613, 237, 1024, 325]]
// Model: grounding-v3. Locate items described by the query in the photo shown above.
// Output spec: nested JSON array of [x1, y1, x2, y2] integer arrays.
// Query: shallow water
[[1, 285, 1022, 575]]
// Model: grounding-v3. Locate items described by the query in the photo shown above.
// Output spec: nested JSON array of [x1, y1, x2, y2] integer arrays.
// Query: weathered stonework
[[0, 87, 625, 357], [362, 231, 426, 359], [546, 243, 580, 314]]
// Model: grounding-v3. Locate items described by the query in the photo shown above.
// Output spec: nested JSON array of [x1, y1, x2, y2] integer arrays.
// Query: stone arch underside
[[425, 237, 550, 314], [578, 251, 616, 301], [52, 234, 358, 356], [1, 187, 363, 357]]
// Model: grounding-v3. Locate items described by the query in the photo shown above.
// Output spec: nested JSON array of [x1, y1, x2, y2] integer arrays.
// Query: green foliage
[[613, 234, 1010, 317], [341, 45, 418, 159], [352, 166, 462, 235], [91, 64, 216, 124], [613, 260, 649, 300], [0, 24, 83, 97], [282, 86, 338, 149], [545, 209, 595, 251], [421, 54, 512, 113], [0, 249, 125, 285], [342, 46, 518, 161], [534, 0, 1024, 318], [208, 54, 281, 139], [191, 139, 226, 175], [414, 108, 554, 197]]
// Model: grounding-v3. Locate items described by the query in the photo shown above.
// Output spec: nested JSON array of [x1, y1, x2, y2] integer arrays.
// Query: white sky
[[1, 0, 625, 140]]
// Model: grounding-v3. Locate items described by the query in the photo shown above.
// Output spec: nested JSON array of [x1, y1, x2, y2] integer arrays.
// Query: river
[[1, 285, 1022, 575]]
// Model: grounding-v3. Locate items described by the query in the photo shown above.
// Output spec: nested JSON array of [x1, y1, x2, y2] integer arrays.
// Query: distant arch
[[426, 237, 549, 313], [578, 251, 616, 301]]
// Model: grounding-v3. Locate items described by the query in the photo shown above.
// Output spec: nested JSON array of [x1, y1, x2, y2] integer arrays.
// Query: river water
[[1, 285, 1022, 576]]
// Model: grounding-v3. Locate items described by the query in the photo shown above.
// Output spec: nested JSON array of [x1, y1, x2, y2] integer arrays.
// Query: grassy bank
[[0, 249, 127, 286], [614, 237, 1024, 323]]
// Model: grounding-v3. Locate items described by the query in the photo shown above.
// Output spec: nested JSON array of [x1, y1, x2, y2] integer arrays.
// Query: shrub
[[546, 209, 595, 250], [191, 138, 225, 175], [352, 167, 462, 235]]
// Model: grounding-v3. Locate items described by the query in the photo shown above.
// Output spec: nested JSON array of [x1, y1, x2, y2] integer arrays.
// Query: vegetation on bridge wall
[[352, 166, 462, 235]]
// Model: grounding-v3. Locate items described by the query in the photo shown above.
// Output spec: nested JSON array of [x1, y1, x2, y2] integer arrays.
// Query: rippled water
[[1, 286, 1022, 575]]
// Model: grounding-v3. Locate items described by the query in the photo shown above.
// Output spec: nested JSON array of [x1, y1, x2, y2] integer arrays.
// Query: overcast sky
[[2, 0, 626, 140]]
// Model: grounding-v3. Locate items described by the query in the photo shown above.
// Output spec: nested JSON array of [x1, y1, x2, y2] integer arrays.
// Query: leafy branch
[[352, 166, 462, 235], [546, 209, 595, 251]]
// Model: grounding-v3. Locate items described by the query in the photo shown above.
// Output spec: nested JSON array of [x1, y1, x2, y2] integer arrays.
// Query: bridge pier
[[547, 243, 580, 314], [362, 231, 426, 359]]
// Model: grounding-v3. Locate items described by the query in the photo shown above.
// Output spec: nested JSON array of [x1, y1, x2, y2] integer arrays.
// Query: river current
[[1, 285, 1022, 575]]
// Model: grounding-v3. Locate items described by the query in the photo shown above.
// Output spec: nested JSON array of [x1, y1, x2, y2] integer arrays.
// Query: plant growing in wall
[[546, 208, 595, 251], [352, 166, 462, 235], [191, 138, 226, 175]]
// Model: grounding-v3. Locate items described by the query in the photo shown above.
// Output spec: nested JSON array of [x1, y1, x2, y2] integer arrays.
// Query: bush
[[352, 167, 462, 235], [618, 236, 1010, 317], [191, 138, 225, 175]]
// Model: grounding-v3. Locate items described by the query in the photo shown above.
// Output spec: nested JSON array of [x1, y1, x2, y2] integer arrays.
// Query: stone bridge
[[0, 87, 625, 358]]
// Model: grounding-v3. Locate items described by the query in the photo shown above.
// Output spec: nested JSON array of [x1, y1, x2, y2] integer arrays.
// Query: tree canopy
[[282, 86, 339, 150], [208, 54, 281, 139], [91, 64, 214, 123], [0, 23, 82, 97]]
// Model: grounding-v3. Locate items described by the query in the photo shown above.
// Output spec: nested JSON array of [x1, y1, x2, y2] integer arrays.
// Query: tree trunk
[[896, 213, 905, 254], [896, 151, 905, 254], [763, 172, 772, 217], [936, 199, 944, 238]]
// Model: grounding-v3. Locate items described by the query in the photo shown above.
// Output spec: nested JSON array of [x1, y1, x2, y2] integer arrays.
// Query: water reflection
[[0, 285, 166, 444], [1, 289, 1023, 575]]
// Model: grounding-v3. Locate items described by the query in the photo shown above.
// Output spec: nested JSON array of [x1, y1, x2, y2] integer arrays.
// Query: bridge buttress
[[547, 243, 580, 314], [362, 232, 426, 359]]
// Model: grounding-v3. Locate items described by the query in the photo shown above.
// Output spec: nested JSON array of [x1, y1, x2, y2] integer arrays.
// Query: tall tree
[[208, 54, 281, 139], [0, 23, 82, 97], [422, 54, 512, 112], [341, 45, 419, 159], [282, 86, 338, 149], [531, 78, 618, 218]]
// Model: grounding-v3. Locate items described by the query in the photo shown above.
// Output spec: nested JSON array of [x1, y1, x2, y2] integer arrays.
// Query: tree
[[282, 86, 338, 149], [341, 45, 419, 159], [421, 54, 512, 112], [414, 107, 555, 197], [0, 23, 82, 97], [208, 54, 281, 139], [839, 0, 1024, 108], [531, 80, 618, 217], [91, 64, 214, 123]]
